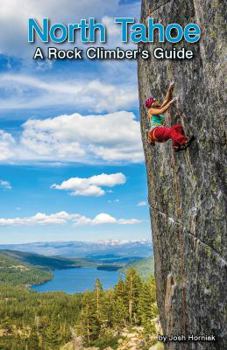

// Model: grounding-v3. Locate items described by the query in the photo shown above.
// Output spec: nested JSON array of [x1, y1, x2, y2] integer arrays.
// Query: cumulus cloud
[[0, 0, 116, 58], [0, 211, 141, 226], [0, 130, 16, 161], [0, 0, 140, 59], [0, 74, 138, 112], [0, 2, 140, 119], [0, 179, 12, 190], [92, 213, 117, 225], [0, 111, 143, 164], [51, 173, 126, 197]]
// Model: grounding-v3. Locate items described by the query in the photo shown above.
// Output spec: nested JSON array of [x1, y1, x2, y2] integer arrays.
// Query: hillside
[[0, 251, 52, 286], [0, 249, 150, 273], [0, 250, 102, 287], [138, 0, 227, 349], [122, 257, 154, 279], [1, 250, 89, 269]]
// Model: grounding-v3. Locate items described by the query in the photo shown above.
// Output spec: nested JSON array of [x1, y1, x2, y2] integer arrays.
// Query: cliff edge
[[138, 0, 227, 349]]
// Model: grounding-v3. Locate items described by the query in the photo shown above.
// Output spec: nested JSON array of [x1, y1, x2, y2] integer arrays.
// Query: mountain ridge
[[0, 240, 152, 258]]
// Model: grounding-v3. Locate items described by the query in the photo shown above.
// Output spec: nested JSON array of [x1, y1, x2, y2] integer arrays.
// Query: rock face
[[138, 1, 227, 349]]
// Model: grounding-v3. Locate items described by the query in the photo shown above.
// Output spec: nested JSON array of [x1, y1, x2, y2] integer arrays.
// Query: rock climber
[[145, 82, 194, 152]]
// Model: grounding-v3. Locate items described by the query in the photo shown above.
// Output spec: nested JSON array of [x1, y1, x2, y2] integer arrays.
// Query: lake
[[32, 267, 120, 294]]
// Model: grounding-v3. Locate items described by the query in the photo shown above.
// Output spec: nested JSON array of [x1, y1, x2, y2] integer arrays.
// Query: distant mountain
[[0, 240, 152, 258], [1, 249, 144, 271], [1, 250, 84, 269]]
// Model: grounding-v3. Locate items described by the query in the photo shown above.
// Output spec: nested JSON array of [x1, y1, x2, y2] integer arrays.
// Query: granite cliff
[[138, 0, 226, 349]]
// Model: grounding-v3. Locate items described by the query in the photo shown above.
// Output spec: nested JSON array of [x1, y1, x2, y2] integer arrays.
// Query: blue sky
[[0, 0, 151, 244]]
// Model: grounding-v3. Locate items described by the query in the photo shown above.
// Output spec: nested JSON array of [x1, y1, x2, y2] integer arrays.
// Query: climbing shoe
[[174, 135, 195, 152]]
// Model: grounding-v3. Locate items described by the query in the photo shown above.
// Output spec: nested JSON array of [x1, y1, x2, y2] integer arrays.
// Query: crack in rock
[[149, 203, 227, 265]]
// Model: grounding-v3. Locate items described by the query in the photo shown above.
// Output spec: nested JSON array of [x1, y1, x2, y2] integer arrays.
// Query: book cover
[[0, 1, 226, 350]]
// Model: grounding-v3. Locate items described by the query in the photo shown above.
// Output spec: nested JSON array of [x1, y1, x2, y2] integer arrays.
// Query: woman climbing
[[145, 82, 194, 152]]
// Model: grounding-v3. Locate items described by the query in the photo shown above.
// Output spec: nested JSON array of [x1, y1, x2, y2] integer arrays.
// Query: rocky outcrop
[[138, 0, 227, 349], [117, 327, 146, 350], [61, 327, 155, 350]]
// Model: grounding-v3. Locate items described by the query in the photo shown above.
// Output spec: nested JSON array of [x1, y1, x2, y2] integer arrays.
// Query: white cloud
[[0, 0, 140, 59], [51, 173, 126, 197], [0, 130, 16, 161], [0, 111, 144, 164], [0, 211, 141, 226], [0, 179, 12, 190], [0, 2, 140, 118], [118, 218, 141, 225], [92, 213, 117, 225], [137, 201, 147, 207], [0, 74, 138, 113]]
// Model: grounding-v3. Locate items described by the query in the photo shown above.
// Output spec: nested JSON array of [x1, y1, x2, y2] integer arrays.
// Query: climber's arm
[[161, 82, 174, 107], [148, 98, 176, 116]]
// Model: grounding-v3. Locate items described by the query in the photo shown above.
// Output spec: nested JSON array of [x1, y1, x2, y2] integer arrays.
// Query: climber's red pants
[[151, 125, 188, 147]]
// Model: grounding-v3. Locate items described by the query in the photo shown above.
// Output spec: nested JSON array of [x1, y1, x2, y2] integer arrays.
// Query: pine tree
[[44, 317, 62, 349], [124, 268, 142, 325], [76, 291, 100, 345], [114, 278, 126, 301], [138, 277, 158, 334], [94, 278, 103, 322], [99, 289, 114, 329], [111, 296, 128, 329]]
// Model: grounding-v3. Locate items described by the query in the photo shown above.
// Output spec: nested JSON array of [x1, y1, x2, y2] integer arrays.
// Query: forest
[[0, 250, 158, 350]]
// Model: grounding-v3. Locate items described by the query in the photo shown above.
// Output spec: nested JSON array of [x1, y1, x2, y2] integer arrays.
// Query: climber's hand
[[169, 81, 175, 90], [147, 9, 152, 17], [172, 96, 178, 103]]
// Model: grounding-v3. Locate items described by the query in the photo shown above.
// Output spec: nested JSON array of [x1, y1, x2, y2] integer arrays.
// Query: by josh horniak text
[[158, 334, 216, 343]]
